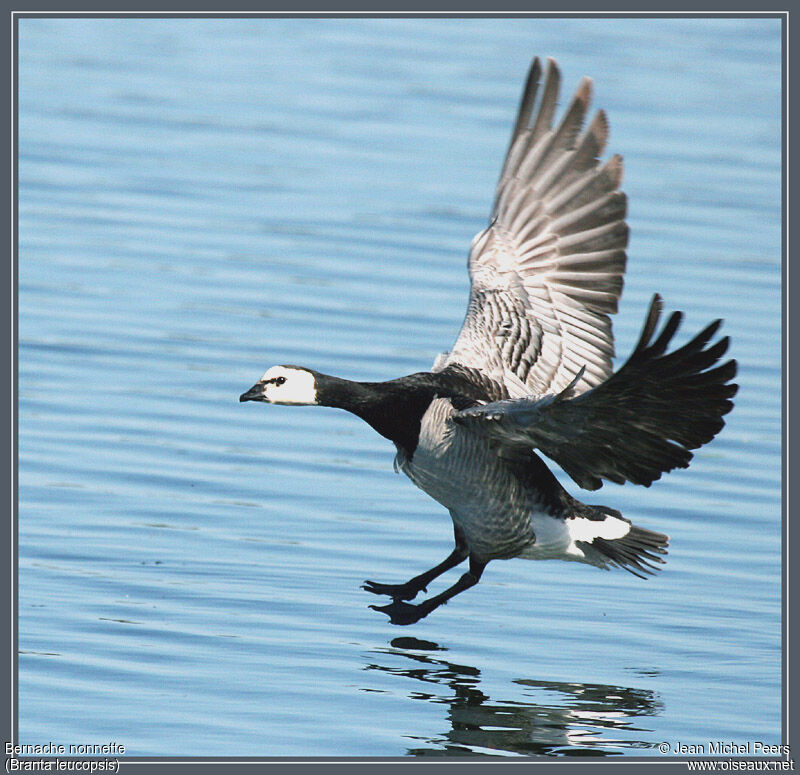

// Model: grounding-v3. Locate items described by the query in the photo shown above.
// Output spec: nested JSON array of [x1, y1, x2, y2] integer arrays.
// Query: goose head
[[239, 365, 319, 406]]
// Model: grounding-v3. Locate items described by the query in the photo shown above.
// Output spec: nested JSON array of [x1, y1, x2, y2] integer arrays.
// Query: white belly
[[521, 509, 633, 566]]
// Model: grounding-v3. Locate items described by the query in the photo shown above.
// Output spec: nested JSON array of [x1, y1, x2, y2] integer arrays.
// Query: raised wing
[[452, 296, 739, 491], [435, 57, 627, 398]]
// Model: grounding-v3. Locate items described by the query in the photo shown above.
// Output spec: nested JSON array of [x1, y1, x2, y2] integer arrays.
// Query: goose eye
[[275, 376, 287, 386]]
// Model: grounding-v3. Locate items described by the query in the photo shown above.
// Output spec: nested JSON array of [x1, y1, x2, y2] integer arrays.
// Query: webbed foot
[[368, 600, 434, 626], [362, 580, 425, 601]]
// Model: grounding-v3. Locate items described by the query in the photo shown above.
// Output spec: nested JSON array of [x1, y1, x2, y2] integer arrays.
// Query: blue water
[[18, 18, 782, 757]]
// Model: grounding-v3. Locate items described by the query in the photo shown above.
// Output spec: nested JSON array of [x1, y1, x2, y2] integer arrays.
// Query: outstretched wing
[[452, 296, 739, 491], [435, 57, 627, 398]]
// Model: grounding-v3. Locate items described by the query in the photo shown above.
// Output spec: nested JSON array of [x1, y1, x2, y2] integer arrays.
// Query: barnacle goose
[[240, 57, 738, 625]]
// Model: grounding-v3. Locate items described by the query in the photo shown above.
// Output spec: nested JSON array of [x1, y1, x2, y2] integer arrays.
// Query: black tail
[[592, 523, 670, 579]]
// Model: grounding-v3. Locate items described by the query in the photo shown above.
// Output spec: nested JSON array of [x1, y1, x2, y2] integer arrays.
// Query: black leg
[[362, 529, 468, 601], [370, 555, 487, 625]]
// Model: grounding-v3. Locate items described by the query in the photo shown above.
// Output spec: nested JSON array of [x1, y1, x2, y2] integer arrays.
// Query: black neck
[[312, 370, 481, 459]]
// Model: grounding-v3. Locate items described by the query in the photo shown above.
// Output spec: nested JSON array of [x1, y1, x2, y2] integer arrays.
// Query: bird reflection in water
[[364, 638, 663, 757]]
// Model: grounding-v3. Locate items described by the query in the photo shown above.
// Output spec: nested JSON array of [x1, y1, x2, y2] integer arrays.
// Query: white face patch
[[259, 366, 318, 406]]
